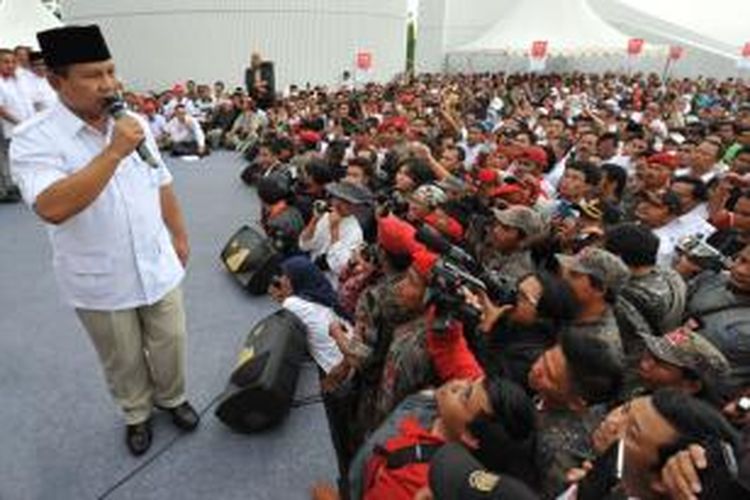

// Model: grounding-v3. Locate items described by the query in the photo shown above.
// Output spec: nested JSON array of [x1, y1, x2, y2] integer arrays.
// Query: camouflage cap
[[411, 183, 448, 208], [556, 247, 631, 293], [493, 205, 545, 239], [643, 327, 730, 380]]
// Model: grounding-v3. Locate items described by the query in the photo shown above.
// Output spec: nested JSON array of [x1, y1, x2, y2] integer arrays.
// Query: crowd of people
[[4, 37, 750, 498], [212, 69, 750, 500]]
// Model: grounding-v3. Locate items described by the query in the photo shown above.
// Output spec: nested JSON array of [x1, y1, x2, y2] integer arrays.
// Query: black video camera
[[415, 225, 518, 329]]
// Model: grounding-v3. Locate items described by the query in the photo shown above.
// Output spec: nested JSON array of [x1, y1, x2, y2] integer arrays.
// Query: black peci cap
[[37, 25, 112, 68]]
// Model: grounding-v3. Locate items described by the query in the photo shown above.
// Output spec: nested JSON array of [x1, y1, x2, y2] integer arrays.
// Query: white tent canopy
[[452, 0, 661, 57], [0, 0, 62, 49]]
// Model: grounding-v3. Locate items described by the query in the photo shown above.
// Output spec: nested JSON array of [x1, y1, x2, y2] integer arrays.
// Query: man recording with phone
[[10, 25, 198, 456]]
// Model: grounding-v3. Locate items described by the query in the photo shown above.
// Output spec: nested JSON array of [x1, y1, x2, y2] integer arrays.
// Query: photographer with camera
[[342, 297, 538, 500], [299, 180, 371, 287], [257, 173, 304, 257]]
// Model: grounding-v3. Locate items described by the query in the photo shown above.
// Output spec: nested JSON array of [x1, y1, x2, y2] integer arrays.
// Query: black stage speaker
[[220, 225, 280, 295], [215, 309, 308, 432]]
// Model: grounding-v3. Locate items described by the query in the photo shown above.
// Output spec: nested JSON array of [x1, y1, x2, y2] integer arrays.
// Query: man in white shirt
[[674, 139, 727, 184], [0, 48, 34, 200], [299, 181, 370, 287], [163, 83, 197, 119], [10, 25, 199, 457], [165, 104, 206, 157], [635, 190, 714, 266], [23, 51, 58, 113]]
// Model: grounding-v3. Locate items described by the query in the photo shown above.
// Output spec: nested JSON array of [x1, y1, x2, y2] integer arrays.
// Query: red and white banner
[[530, 40, 548, 59], [627, 38, 645, 56], [668, 46, 684, 61], [739, 43, 750, 70], [356, 51, 373, 71]]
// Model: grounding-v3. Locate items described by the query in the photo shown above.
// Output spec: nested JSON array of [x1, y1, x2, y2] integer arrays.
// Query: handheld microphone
[[104, 96, 160, 168]]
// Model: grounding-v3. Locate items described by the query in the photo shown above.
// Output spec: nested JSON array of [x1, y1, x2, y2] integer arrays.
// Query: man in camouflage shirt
[[528, 327, 624, 498], [605, 223, 687, 387], [479, 205, 545, 284], [556, 247, 631, 361]]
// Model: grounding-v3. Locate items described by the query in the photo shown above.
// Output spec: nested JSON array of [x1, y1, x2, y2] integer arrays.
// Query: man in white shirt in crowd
[[675, 139, 727, 184], [635, 189, 714, 266], [0, 48, 34, 199], [23, 51, 58, 113], [163, 83, 197, 119], [299, 181, 370, 287], [13, 45, 35, 88], [165, 104, 206, 157], [10, 25, 199, 457]]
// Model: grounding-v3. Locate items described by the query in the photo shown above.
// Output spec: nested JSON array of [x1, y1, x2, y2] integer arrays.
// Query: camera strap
[[374, 443, 443, 469]]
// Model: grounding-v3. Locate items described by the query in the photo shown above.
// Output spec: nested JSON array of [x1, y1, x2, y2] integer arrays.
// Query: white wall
[[416, 0, 513, 73], [63, 0, 408, 92]]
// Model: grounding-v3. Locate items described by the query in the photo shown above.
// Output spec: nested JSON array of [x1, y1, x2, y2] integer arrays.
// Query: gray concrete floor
[[0, 152, 337, 500]]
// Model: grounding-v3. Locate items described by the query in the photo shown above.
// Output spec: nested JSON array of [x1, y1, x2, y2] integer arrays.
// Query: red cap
[[378, 116, 409, 133], [424, 212, 464, 241], [477, 168, 499, 184], [298, 130, 321, 145], [520, 146, 548, 167], [648, 151, 680, 169], [412, 249, 438, 279], [492, 183, 525, 197], [377, 215, 422, 256], [172, 83, 185, 93]]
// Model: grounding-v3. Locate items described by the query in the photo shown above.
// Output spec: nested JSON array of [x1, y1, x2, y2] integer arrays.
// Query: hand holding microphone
[[105, 96, 160, 168]]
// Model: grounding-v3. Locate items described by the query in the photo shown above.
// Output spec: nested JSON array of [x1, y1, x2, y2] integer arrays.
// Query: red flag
[[669, 46, 684, 61], [628, 38, 645, 56], [531, 41, 548, 59], [356, 51, 373, 70]]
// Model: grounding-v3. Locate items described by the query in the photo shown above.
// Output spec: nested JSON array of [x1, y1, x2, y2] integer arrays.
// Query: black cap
[[37, 25, 112, 68], [429, 443, 538, 500]]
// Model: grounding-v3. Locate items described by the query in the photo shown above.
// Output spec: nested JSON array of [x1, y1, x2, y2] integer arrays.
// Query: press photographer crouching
[[298, 181, 372, 287]]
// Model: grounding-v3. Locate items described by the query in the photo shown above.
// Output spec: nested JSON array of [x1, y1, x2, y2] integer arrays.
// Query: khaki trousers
[[76, 287, 187, 425]]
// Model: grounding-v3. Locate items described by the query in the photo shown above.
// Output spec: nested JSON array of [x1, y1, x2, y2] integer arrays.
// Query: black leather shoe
[[162, 402, 200, 431], [126, 420, 152, 456]]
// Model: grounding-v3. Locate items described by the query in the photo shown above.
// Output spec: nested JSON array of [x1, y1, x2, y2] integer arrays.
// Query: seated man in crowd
[[205, 99, 238, 150], [164, 104, 206, 157]]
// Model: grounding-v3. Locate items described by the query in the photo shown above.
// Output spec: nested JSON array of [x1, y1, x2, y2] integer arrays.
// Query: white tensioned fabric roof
[[0, 0, 62, 49], [453, 0, 663, 57]]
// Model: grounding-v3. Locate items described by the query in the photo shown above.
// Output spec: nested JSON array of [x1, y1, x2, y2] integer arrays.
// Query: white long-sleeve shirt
[[165, 115, 205, 149], [282, 296, 344, 373], [0, 72, 35, 136], [298, 213, 363, 279]]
